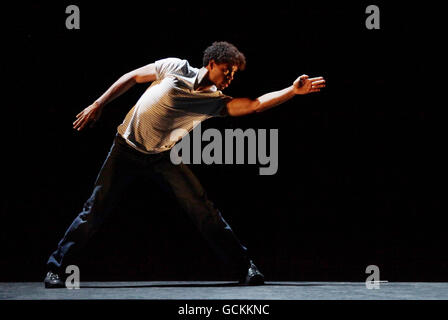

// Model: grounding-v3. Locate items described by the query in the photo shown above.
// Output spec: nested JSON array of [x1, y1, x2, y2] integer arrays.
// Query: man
[[45, 41, 325, 288]]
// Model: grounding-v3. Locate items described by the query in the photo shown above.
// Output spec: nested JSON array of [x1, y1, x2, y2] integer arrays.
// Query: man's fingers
[[308, 76, 324, 82], [73, 119, 82, 130], [311, 79, 326, 85], [298, 75, 308, 84], [73, 115, 85, 128], [73, 115, 89, 131], [311, 78, 326, 91], [73, 120, 80, 129], [74, 110, 86, 125], [73, 116, 81, 126], [77, 118, 88, 131], [73, 109, 98, 131]]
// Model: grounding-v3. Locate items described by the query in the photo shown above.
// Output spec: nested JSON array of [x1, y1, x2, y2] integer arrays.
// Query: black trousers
[[47, 134, 250, 276]]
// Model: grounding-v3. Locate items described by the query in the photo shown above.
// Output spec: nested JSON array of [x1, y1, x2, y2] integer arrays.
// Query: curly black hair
[[202, 41, 246, 71]]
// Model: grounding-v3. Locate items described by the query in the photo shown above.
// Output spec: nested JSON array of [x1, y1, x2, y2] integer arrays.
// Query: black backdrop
[[1, 1, 444, 282]]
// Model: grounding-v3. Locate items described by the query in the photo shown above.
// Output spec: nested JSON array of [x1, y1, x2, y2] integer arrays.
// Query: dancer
[[45, 41, 326, 288]]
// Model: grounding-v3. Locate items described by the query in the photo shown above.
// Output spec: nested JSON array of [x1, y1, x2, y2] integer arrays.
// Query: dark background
[[1, 1, 444, 282]]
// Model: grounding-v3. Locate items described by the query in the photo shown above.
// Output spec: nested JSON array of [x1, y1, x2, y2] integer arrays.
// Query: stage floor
[[1, 281, 448, 300]]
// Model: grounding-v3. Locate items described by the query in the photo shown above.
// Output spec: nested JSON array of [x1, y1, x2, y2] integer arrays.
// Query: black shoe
[[239, 260, 265, 286], [44, 271, 66, 289]]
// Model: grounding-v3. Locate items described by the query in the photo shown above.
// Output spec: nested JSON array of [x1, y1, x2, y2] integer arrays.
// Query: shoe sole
[[44, 282, 66, 289], [239, 274, 265, 286]]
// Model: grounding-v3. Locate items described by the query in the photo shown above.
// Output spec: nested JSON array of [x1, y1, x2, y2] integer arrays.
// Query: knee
[[199, 205, 229, 232], [79, 186, 104, 221]]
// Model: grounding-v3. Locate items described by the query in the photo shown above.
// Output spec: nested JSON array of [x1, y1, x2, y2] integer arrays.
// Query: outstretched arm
[[73, 63, 157, 131], [225, 75, 326, 117]]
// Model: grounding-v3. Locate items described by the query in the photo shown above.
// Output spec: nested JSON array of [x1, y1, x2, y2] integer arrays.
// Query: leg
[[147, 154, 251, 274], [47, 136, 142, 273]]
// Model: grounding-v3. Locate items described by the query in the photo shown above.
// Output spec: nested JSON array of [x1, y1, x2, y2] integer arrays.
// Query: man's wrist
[[93, 100, 103, 108], [289, 84, 298, 96]]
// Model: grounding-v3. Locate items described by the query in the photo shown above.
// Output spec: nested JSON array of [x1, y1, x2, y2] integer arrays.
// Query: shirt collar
[[193, 67, 217, 92]]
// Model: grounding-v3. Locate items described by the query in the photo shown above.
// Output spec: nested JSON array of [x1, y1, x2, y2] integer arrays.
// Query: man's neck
[[195, 67, 213, 91]]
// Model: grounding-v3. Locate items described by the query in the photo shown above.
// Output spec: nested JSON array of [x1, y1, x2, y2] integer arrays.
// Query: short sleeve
[[215, 95, 232, 117], [154, 57, 188, 80], [183, 93, 231, 118], [202, 94, 231, 118]]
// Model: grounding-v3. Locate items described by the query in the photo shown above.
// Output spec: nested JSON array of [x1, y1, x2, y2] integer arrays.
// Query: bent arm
[[225, 75, 325, 117], [73, 63, 157, 131], [95, 63, 157, 108], [226, 86, 296, 117]]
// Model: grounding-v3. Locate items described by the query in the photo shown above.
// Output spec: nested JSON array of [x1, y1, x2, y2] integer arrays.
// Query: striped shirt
[[117, 58, 230, 154]]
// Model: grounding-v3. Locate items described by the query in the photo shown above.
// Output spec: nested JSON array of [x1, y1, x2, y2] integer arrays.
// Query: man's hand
[[71, 63, 157, 131], [73, 102, 103, 131], [293, 75, 326, 95]]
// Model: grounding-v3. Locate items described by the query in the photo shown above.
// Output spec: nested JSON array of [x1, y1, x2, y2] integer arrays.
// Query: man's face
[[208, 61, 238, 90]]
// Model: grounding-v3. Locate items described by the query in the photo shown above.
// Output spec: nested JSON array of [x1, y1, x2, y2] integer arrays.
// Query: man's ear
[[208, 59, 216, 69]]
